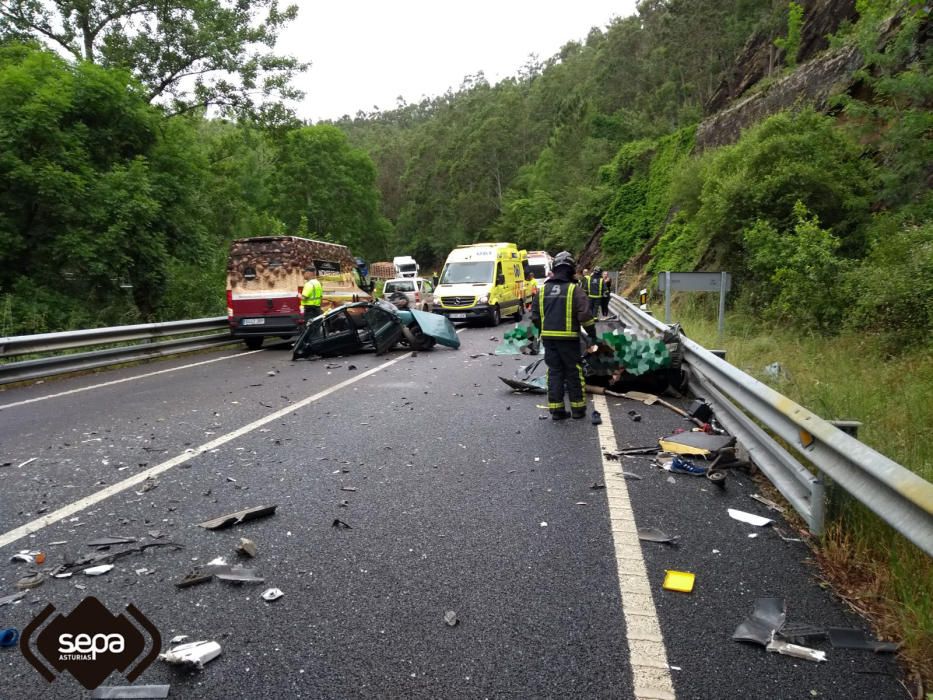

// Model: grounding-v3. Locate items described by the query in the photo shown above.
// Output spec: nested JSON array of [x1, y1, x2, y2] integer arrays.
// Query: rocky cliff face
[[696, 44, 863, 150], [705, 0, 860, 114]]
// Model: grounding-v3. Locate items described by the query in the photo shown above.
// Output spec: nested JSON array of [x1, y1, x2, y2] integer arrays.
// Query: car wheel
[[511, 304, 524, 321], [488, 305, 500, 327], [244, 336, 264, 350]]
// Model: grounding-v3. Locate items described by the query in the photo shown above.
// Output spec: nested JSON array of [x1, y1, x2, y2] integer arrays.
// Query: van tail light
[[415, 292, 421, 302], [226, 290, 233, 318]]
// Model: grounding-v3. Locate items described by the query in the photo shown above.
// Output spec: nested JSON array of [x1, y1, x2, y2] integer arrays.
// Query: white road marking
[[0, 352, 411, 550], [0, 350, 263, 412], [594, 393, 676, 700]]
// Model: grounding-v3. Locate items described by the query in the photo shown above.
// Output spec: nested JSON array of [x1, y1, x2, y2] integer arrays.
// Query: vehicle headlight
[[478, 295, 488, 304]]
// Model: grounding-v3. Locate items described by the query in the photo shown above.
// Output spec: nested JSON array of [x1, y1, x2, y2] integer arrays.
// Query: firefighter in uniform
[[531, 251, 596, 420], [586, 266, 604, 317], [300, 267, 323, 321]]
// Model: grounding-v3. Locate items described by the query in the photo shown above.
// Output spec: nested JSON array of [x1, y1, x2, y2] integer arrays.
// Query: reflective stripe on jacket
[[587, 275, 604, 299], [539, 281, 580, 338], [301, 279, 323, 307]]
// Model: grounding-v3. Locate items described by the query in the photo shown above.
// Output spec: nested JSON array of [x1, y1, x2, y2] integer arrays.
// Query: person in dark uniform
[[586, 266, 604, 317], [531, 251, 596, 420], [600, 270, 612, 319]]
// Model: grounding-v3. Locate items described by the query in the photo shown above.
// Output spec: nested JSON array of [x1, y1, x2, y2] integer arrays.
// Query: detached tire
[[488, 305, 501, 327], [244, 336, 264, 350], [400, 325, 436, 351]]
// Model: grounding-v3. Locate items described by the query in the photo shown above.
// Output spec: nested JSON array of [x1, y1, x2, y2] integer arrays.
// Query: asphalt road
[[0, 325, 907, 699]]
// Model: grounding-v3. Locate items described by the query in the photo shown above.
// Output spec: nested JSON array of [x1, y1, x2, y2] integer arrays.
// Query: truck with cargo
[[226, 236, 371, 349]]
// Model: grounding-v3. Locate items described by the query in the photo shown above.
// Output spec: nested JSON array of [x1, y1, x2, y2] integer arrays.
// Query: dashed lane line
[[0, 352, 411, 550], [594, 393, 676, 700]]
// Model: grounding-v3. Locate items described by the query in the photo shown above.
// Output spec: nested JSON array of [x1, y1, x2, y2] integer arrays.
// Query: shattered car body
[[292, 301, 460, 359]]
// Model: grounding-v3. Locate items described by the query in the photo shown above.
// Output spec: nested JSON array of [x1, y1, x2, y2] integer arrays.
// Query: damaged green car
[[292, 300, 460, 359]]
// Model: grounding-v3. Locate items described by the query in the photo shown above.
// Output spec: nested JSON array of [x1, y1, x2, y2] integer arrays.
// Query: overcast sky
[[277, 1, 638, 122]]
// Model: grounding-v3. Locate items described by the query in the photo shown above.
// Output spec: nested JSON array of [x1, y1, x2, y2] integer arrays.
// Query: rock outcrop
[[705, 0, 860, 114], [695, 44, 862, 151]]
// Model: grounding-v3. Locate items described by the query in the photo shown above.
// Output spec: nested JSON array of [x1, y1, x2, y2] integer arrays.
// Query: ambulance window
[[243, 266, 256, 280], [267, 259, 282, 268], [496, 263, 503, 283]]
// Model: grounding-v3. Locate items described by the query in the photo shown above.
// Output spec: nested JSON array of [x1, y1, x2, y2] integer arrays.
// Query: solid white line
[[0, 350, 263, 412], [593, 393, 676, 700], [0, 352, 411, 550]]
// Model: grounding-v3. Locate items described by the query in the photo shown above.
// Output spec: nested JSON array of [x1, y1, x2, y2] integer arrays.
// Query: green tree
[[774, 1, 804, 69], [272, 125, 390, 259], [0, 0, 306, 115]]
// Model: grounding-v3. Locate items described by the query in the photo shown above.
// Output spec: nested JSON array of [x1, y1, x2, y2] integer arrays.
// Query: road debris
[[261, 588, 284, 602], [727, 509, 774, 527], [750, 494, 785, 513], [0, 591, 27, 607], [332, 519, 352, 529], [197, 505, 277, 530], [662, 570, 695, 593], [590, 481, 605, 489], [215, 567, 264, 583], [658, 456, 708, 476], [9, 550, 43, 564], [658, 431, 734, 456], [733, 598, 787, 646], [15, 573, 44, 589], [48, 542, 183, 577], [83, 564, 115, 576], [0, 628, 19, 647], [766, 635, 827, 662], [591, 410, 602, 425], [628, 410, 642, 422], [827, 628, 899, 652], [340, 487, 357, 492], [159, 640, 222, 670], [444, 610, 459, 627], [88, 536, 138, 548], [638, 527, 678, 544], [237, 538, 257, 558], [17, 457, 37, 469], [89, 686, 171, 699]]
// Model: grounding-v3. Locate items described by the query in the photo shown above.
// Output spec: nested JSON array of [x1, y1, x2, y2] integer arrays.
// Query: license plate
[[449, 313, 466, 319], [242, 318, 265, 326]]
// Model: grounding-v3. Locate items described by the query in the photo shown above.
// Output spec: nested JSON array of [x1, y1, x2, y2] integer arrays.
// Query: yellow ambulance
[[434, 243, 532, 326]]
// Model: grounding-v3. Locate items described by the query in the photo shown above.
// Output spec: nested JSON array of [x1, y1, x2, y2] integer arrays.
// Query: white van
[[383, 277, 435, 312]]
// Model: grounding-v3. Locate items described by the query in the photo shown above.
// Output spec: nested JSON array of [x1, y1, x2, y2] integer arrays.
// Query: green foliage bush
[[844, 219, 933, 344], [599, 127, 696, 267], [742, 202, 847, 329]]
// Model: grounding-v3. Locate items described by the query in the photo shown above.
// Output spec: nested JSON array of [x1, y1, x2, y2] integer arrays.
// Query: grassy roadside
[[667, 297, 933, 692]]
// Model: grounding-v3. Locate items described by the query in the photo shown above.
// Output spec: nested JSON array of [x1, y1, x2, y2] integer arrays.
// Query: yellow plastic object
[[663, 570, 695, 593]]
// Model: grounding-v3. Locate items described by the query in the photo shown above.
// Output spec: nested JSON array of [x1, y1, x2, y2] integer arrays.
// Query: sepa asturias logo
[[20, 596, 160, 690]]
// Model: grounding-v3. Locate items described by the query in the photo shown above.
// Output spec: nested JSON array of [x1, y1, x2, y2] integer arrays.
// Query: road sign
[[657, 272, 732, 292]]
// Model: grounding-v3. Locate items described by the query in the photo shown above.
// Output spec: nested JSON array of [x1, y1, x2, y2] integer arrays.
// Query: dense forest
[[0, 0, 929, 347]]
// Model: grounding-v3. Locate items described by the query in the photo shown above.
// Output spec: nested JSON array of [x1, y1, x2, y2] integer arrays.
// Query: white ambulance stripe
[[593, 393, 676, 700]]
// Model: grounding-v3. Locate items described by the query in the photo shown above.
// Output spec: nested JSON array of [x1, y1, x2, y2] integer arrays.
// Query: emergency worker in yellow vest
[[586, 266, 604, 317], [531, 251, 596, 420], [300, 267, 323, 321]]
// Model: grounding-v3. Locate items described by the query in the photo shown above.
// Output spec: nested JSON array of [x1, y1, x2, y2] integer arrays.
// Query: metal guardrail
[[608, 294, 933, 557], [0, 318, 236, 385]]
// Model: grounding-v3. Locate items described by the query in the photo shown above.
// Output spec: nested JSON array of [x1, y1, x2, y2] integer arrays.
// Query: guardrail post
[[809, 477, 826, 536]]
